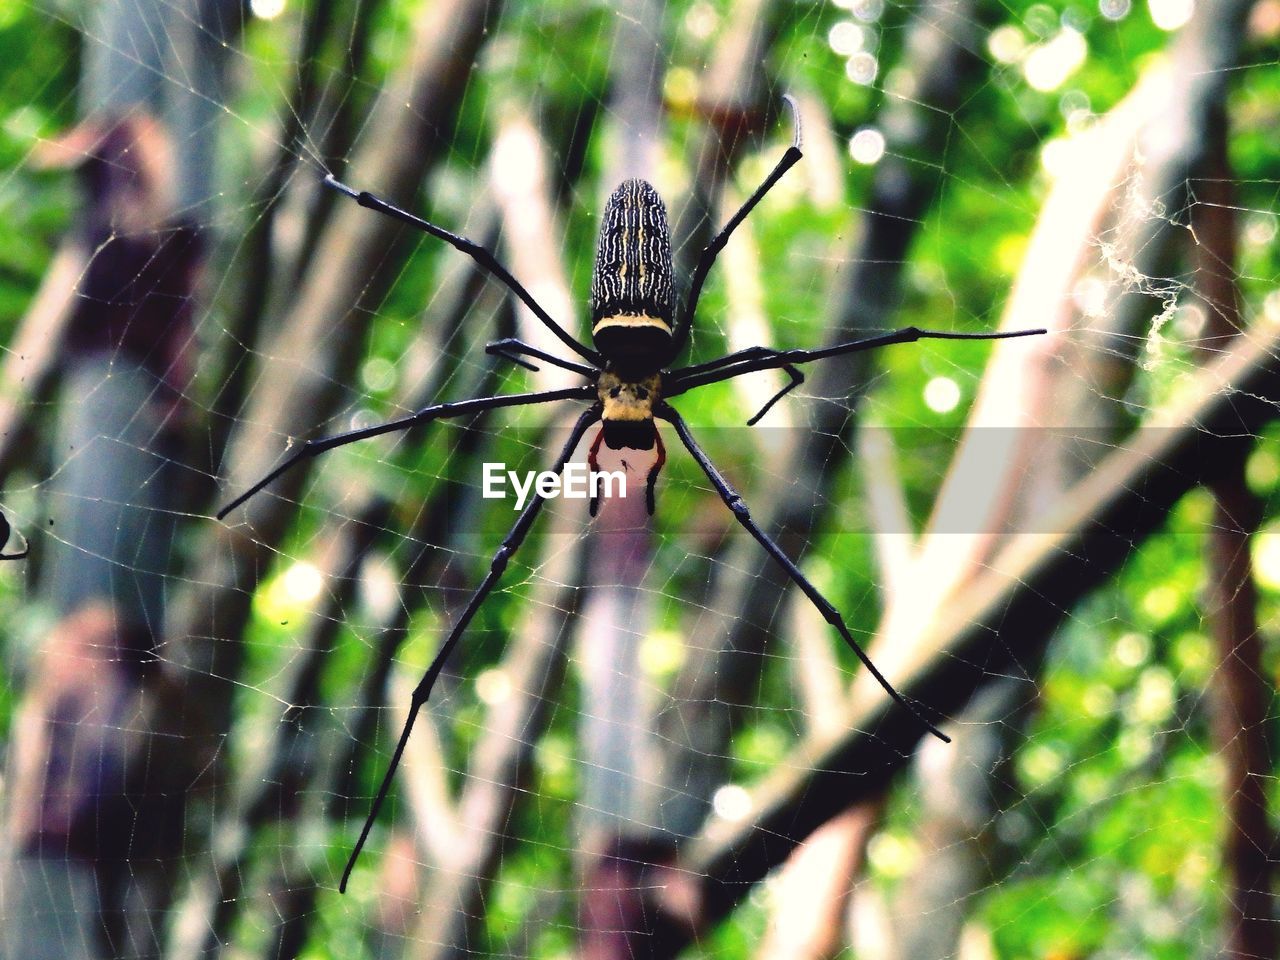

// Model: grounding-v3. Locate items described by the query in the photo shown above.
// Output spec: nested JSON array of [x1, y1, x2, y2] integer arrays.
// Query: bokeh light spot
[[1023, 29, 1087, 91], [924, 376, 961, 413], [283, 562, 323, 603], [250, 0, 285, 19], [712, 784, 752, 821], [848, 127, 885, 165], [828, 20, 865, 54], [1149, 0, 1194, 29], [846, 51, 879, 85]]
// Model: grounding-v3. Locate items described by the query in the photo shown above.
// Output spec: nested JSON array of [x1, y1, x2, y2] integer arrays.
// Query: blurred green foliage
[[2, 0, 1279, 956]]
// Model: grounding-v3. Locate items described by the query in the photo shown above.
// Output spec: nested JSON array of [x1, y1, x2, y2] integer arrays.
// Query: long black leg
[[660, 404, 951, 744], [485, 338, 599, 378], [488, 345, 540, 372], [323, 175, 602, 365], [668, 326, 1048, 397], [669, 345, 805, 423], [340, 406, 600, 892], [677, 344, 779, 379], [217, 385, 592, 519], [667, 95, 803, 360], [746, 364, 804, 426]]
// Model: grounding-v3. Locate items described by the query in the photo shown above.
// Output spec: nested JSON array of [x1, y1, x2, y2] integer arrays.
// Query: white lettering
[[535, 472, 561, 499], [510, 470, 536, 510], [591, 469, 627, 501], [482, 463, 506, 499], [484, 462, 629, 509], [562, 462, 587, 499]]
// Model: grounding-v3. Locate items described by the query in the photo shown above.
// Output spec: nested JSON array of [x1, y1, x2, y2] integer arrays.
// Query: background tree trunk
[[1, 0, 238, 956]]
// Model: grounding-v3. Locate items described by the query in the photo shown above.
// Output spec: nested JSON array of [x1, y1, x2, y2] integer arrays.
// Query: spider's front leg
[[322, 174, 602, 365]]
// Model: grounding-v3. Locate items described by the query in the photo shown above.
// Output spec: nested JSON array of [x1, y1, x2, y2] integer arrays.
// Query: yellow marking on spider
[[592, 313, 672, 333], [598, 371, 662, 422]]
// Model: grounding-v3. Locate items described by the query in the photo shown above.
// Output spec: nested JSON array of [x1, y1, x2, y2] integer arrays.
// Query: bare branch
[[856, 419, 916, 602], [577, 11, 668, 955], [490, 110, 584, 393]]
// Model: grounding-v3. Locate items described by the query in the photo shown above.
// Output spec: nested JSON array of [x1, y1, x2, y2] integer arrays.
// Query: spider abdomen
[[590, 179, 674, 378]]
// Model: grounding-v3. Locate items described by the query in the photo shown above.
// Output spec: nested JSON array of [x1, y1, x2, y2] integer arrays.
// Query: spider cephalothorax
[[596, 370, 661, 450], [219, 95, 1046, 893], [590, 368, 666, 518]]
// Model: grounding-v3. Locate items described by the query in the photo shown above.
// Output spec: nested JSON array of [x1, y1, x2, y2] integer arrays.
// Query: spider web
[[0, 0, 1277, 957]]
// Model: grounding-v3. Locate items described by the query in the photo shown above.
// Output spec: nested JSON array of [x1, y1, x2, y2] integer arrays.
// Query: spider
[[0, 511, 28, 560], [217, 96, 1044, 891]]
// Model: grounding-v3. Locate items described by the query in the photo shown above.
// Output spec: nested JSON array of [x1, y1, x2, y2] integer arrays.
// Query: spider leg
[[668, 326, 1048, 396], [664, 347, 805, 423], [746, 364, 804, 427], [323, 175, 602, 365], [667, 95, 803, 359], [675, 345, 779, 379], [659, 403, 951, 744], [340, 406, 600, 892], [217, 385, 593, 519], [485, 338, 599, 378], [488, 345, 540, 372]]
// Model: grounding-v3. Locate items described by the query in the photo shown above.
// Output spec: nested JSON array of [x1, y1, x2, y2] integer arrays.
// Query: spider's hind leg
[[667, 95, 804, 357], [659, 403, 950, 744], [339, 406, 600, 893]]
